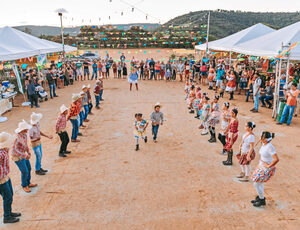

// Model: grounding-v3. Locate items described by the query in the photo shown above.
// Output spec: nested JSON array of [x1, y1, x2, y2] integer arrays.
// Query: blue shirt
[[92, 63, 97, 70], [279, 79, 286, 96], [129, 72, 138, 81], [217, 69, 225, 80]]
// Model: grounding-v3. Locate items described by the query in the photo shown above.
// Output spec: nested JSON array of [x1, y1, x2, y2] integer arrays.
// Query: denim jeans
[[84, 69, 89, 76], [253, 92, 260, 110], [152, 125, 160, 140], [70, 119, 79, 140], [95, 95, 100, 107], [0, 179, 13, 219], [79, 111, 84, 126], [91, 70, 98, 80], [260, 95, 273, 107], [99, 89, 103, 100], [15, 159, 31, 188], [83, 105, 89, 120], [150, 71, 155, 80], [280, 104, 295, 125], [73, 70, 77, 81], [246, 90, 251, 102], [33, 144, 43, 171], [49, 83, 57, 98]]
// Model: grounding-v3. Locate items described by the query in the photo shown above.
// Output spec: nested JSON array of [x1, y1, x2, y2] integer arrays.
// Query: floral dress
[[219, 110, 231, 135], [207, 103, 221, 127], [133, 119, 148, 138], [224, 119, 239, 151], [199, 103, 210, 121]]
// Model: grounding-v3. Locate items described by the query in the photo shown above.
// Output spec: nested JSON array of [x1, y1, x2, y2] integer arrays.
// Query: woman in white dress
[[251, 131, 279, 207]]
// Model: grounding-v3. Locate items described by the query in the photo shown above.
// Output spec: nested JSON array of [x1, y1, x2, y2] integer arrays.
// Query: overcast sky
[[1, 0, 300, 27]]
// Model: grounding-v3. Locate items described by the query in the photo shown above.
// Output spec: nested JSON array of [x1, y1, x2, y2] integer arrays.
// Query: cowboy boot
[[223, 151, 233, 166]]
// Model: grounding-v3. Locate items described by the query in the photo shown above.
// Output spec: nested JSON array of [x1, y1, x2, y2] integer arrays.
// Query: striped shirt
[[0, 148, 10, 182], [56, 114, 67, 133], [11, 133, 29, 160]]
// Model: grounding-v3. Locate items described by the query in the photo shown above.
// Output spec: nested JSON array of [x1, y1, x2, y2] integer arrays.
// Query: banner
[[12, 63, 24, 94], [37, 54, 47, 65]]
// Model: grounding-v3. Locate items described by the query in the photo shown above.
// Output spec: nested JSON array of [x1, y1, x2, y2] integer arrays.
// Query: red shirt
[[56, 114, 67, 133], [0, 148, 10, 180], [11, 133, 29, 159]]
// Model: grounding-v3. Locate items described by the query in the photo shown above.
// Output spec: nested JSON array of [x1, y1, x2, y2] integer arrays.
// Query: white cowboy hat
[[0, 132, 13, 149], [82, 85, 87, 89], [15, 120, 32, 134], [87, 84, 91, 88], [60, 104, 68, 114], [80, 91, 85, 96], [30, 112, 43, 125], [72, 93, 79, 102], [154, 102, 162, 108], [96, 80, 101, 84]]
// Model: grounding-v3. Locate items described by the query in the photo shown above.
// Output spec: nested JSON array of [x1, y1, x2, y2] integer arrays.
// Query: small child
[[133, 113, 148, 151]]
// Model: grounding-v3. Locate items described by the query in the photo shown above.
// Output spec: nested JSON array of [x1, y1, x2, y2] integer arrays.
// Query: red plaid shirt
[[11, 133, 29, 159], [56, 114, 67, 133], [0, 148, 10, 180]]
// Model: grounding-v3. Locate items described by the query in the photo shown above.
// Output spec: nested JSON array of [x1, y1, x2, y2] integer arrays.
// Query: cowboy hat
[[72, 93, 79, 102], [87, 84, 91, 88], [154, 102, 162, 108], [96, 80, 101, 84], [80, 91, 85, 96], [0, 132, 13, 149], [15, 120, 32, 134], [30, 112, 43, 125], [82, 85, 87, 89], [60, 104, 68, 114]]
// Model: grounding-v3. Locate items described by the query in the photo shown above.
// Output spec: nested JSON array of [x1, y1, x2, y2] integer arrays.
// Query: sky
[[1, 0, 300, 27]]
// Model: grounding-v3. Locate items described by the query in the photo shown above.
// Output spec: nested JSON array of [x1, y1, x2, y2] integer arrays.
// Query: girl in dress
[[207, 95, 221, 143], [188, 85, 196, 113], [160, 61, 166, 80], [223, 108, 239, 166], [122, 63, 128, 79], [251, 132, 279, 207], [199, 96, 210, 135], [194, 86, 202, 118], [207, 65, 215, 90], [133, 113, 148, 151], [184, 61, 190, 81], [225, 70, 236, 100], [218, 102, 231, 154], [236, 122, 256, 182], [128, 66, 139, 91]]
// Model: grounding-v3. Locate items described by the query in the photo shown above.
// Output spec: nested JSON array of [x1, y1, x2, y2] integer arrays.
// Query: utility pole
[[205, 11, 210, 58], [58, 12, 65, 63]]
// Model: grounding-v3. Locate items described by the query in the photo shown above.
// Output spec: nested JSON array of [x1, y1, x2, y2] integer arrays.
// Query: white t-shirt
[[259, 142, 276, 164], [241, 133, 255, 153], [253, 77, 262, 95]]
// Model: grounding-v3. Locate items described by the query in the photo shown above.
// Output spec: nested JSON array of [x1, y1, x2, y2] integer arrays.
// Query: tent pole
[[205, 11, 210, 58], [272, 61, 279, 118]]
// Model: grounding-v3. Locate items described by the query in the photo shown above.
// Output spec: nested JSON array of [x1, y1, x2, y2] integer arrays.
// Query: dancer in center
[[222, 108, 239, 166], [128, 66, 139, 91], [133, 113, 148, 151]]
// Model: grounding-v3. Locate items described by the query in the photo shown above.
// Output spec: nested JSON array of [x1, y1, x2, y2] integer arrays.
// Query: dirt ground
[[0, 75, 299, 229]]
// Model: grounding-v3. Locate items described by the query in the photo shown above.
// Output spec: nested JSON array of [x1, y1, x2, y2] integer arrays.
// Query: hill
[[163, 10, 300, 39]]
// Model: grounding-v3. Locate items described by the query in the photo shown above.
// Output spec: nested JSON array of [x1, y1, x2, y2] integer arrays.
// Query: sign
[[12, 63, 24, 94]]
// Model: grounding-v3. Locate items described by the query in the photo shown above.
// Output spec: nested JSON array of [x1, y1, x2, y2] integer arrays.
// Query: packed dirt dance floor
[[1, 78, 299, 229]]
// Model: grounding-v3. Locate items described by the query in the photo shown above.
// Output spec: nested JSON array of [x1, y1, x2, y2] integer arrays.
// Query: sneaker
[[253, 198, 266, 207], [3, 216, 19, 224], [251, 196, 260, 204], [35, 169, 46, 176]]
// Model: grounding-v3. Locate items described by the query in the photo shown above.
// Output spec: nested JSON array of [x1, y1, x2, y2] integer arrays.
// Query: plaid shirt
[[56, 114, 67, 133], [0, 148, 10, 181], [11, 133, 29, 159], [67, 102, 80, 120]]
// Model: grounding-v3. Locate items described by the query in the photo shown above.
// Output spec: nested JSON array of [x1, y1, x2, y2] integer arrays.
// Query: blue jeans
[[253, 92, 260, 110], [246, 90, 252, 102], [33, 144, 42, 171], [15, 159, 31, 188], [99, 89, 103, 100], [49, 83, 57, 98], [84, 69, 89, 76], [79, 111, 84, 126], [152, 125, 159, 140], [95, 95, 100, 107], [73, 70, 77, 81], [70, 119, 79, 140], [260, 95, 273, 107], [0, 179, 13, 219], [280, 104, 295, 125], [91, 70, 98, 80], [84, 105, 89, 120]]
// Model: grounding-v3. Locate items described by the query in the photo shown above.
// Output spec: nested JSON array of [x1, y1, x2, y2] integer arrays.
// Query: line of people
[[185, 76, 279, 208]]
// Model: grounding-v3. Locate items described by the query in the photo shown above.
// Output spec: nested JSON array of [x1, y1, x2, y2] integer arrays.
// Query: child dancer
[[207, 95, 221, 143], [223, 108, 239, 166], [150, 103, 164, 142], [134, 113, 148, 151], [251, 132, 279, 207], [194, 86, 202, 118], [236, 121, 256, 182], [56, 105, 71, 157], [188, 85, 196, 113], [218, 102, 231, 154]]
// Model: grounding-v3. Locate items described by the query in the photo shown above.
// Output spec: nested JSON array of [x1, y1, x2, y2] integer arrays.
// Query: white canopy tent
[[233, 21, 300, 60], [0, 26, 77, 61], [195, 23, 275, 52]]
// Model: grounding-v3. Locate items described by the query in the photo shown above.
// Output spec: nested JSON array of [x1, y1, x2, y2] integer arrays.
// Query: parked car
[[76, 53, 100, 61]]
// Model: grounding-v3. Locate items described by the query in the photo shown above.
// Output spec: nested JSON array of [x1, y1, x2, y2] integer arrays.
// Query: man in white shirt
[[251, 74, 262, 113]]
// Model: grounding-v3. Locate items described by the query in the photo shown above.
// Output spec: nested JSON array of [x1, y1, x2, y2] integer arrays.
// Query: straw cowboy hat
[[60, 104, 68, 114], [30, 112, 43, 125], [72, 93, 79, 102], [154, 102, 162, 108], [15, 120, 32, 134], [87, 84, 91, 88], [80, 91, 85, 96], [0, 132, 13, 149], [82, 85, 87, 89]]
